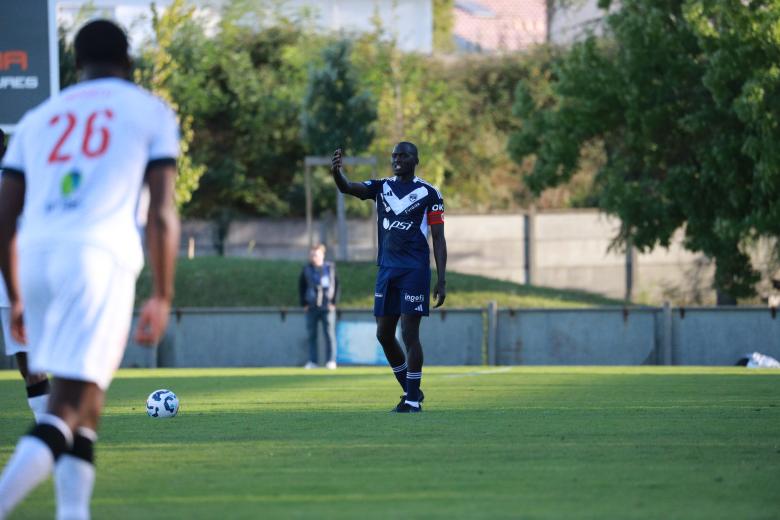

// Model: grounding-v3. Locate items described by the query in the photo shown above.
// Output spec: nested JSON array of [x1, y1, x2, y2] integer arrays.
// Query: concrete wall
[[671, 308, 780, 365], [189, 214, 528, 283], [183, 211, 733, 304], [282, 0, 434, 53], [490, 306, 780, 366], [548, 0, 629, 45], [116, 306, 780, 368], [549, 0, 611, 45], [443, 214, 526, 284], [635, 229, 715, 304], [495, 308, 658, 365], [534, 211, 625, 296], [5, 306, 779, 370], [119, 308, 483, 369]]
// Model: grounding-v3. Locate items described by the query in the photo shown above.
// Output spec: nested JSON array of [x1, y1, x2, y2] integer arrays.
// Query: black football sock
[[391, 361, 408, 393], [405, 371, 422, 405], [26, 379, 51, 421]]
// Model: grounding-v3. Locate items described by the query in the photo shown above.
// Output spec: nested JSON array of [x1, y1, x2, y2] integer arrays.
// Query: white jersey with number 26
[[1, 77, 179, 273]]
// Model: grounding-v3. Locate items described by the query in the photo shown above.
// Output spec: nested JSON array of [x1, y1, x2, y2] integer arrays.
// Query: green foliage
[[135, 0, 206, 209], [57, 2, 95, 90], [442, 48, 591, 210], [55, 2, 203, 209], [58, 26, 77, 90], [351, 29, 469, 191], [116, 0, 593, 219], [156, 2, 324, 218], [509, 0, 780, 301], [300, 40, 376, 156], [433, 0, 455, 53]]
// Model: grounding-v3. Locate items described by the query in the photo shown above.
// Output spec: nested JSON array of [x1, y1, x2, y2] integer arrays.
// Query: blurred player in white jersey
[[0, 129, 50, 421], [0, 20, 180, 519]]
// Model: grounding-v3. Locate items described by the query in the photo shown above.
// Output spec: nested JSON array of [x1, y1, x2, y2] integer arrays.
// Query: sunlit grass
[[1, 366, 778, 519]]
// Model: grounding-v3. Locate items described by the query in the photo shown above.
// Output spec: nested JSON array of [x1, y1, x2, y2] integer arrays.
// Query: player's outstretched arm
[[0, 174, 27, 343], [331, 148, 373, 200], [136, 162, 180, 346], [431, 223, 447, 308]]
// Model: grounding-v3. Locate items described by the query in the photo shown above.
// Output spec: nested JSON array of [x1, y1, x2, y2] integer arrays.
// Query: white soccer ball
[[146, 389, 179, 418]]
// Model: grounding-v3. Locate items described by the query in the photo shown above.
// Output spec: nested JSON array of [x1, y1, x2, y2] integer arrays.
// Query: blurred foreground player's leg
[[0, 19, 180, 519], [0, 129, 50, 421], [1, 308, 49, 421]]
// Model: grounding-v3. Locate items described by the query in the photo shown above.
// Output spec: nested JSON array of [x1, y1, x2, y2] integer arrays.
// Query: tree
[[433, 0, 455, 53], [157, 2, 322, 219], [351, 25, 468, 192], [300, 40, 376, 156], [440, 49, 601, 210], [509, 0, 780, 302], [135, 0, 205, 208], [58, 26, 77, 90], [300, 40, 377, 220]]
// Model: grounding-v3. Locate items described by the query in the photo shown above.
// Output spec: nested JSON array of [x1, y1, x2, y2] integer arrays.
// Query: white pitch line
[[441, 367, 513, 378]]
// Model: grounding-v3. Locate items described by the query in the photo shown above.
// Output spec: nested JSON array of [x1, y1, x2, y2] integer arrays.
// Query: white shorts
[[1, 307, 26, 356], [20, 245, 137, 390]]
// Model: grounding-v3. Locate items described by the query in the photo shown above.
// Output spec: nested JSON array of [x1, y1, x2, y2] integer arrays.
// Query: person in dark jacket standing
[[299, 244, 339, 369]]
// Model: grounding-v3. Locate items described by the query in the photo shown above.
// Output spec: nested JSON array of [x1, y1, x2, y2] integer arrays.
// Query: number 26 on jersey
[[48, 109, 114, 164]]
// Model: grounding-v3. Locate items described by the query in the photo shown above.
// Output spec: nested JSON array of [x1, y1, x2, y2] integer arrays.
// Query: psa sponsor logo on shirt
[[0, 51, 38, 90], [382, 218, 412, 231]]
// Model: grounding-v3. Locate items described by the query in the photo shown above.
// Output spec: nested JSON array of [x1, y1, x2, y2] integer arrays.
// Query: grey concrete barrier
[[671, 307, 780, 365], [113, 305, 780, 368], [119, 307, 484, 369], [157, 308, 304, 368], [494, 308, 659, 365], [4, 305, 777, 371]]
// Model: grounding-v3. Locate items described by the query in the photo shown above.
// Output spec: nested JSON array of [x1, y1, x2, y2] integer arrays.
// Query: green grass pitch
[[1, 367, 778, 519]]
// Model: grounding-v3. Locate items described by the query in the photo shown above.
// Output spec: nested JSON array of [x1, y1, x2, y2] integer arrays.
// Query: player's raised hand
[[134, 296, 171, 346], [433, 280, 446, 308], [331, 148, 343, 173], [10, 300, 27, 345]]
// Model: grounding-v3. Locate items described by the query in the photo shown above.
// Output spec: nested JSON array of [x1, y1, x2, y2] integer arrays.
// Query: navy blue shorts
[[374, 267, 431, 317]]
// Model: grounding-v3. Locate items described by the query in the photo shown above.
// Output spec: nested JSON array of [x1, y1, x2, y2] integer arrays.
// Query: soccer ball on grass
[[146, 389, 179, 418]]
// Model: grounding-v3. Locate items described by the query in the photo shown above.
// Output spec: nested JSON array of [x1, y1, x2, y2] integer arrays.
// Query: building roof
[[454, 0, 547, 52]]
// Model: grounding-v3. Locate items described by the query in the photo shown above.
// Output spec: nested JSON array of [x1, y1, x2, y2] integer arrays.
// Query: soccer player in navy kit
[[331, 142, 447, 413]]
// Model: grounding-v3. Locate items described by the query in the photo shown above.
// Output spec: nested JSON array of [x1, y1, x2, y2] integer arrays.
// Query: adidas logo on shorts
[[414, 304, 424, 312]]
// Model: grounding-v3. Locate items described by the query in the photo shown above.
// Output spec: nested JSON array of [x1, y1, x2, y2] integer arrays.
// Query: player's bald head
[[393, 141, 419, 158], [74, 19, 131, 72]]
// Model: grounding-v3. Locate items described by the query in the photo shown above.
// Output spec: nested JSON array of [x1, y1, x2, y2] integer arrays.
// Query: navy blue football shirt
[[361, 176, 445, 269]]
